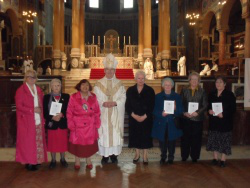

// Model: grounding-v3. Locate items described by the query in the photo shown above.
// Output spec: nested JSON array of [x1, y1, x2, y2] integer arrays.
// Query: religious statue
[[23, 56, 30, 74], [207, 61, 218, 76], [144, 58, 154, 80], [107, 35, 116, 52], [199, 62, 210, 76], [28, 56, 34, 71], [37, 65, 43, 75], [177, 56, 186, 76], [46, 66, 51, 75]]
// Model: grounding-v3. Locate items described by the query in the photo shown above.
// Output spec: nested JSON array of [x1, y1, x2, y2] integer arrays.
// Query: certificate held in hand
[[188, 102, 199, 114], [49, 102, 62, 116], [164, 100, 175, 114], [212, 102, 223, 116]]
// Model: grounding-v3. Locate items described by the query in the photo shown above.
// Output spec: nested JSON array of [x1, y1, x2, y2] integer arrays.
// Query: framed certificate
[[164, 100, 175, 114], [212, 103, 223, 116], [188, 102, 199, 114], [49, 102, 62, 116]]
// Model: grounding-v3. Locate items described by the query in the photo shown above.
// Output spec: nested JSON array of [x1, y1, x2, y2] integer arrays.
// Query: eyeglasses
[[27, 76, 36, 79]]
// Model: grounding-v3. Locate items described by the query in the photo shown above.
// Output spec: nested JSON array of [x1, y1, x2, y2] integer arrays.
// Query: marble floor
[[1, 146, 250, 162]]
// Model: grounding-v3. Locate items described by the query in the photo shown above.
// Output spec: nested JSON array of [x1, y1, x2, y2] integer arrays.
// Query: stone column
[[53, 0, 61, 69], [137, 0, 144, 68], [79, 0, 86, 68], [218, 29, 226, 65], [243, 14, 250, 58], [60, 0, 67, 70], [161, 0, 171, 75], [156, 0, 163, 70], [71, 0, 80, 68], [143, 0, 152, 58], [0, 21, 5, 69]]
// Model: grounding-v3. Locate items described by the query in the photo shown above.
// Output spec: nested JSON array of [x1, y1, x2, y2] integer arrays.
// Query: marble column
[[137, 0, 144, 68], [53, 0, 61, 69], [243, 15, 250, 58], [0, 21, 5, 69], [218, 29, 226, 65], [161, 0, 171, 74], [71, 0, 80, 68], [143, 0, 152, 58], [60, 0, 67, 70], [156, 0, 163, 70], [79, 0, 86, 68]]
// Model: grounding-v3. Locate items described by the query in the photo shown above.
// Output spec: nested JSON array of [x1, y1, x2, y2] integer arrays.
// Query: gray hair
[[162, 77, 174, 88], [188, 72, 201, 83], [135, 70, 146, 80], [24, 70, 38, 83], [50, 78, 61, 87]]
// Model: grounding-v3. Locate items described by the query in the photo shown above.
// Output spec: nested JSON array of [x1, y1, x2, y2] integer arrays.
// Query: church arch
[[5, 8, 20, 36], [202, 11, 216, 35]]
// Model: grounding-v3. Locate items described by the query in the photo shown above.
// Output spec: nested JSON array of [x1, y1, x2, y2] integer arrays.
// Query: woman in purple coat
[[67, 79, 101, 170]]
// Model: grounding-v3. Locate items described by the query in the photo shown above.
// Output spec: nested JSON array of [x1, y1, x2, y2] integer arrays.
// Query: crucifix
[[107, 35, 116, 52]]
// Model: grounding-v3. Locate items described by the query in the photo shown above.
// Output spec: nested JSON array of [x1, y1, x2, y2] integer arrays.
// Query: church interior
[[1, 0, 250, 187]]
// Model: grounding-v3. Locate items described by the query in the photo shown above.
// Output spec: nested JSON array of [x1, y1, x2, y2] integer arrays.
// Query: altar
[[89, 56, 134, 69]]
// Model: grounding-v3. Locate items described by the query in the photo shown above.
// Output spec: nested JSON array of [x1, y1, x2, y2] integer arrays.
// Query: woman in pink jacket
[[15, 70, 48, 171], [67, 79, 101, 170]]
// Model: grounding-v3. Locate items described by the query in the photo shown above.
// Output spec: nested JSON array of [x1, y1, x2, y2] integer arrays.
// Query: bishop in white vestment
[[94, 54, 126, 164]]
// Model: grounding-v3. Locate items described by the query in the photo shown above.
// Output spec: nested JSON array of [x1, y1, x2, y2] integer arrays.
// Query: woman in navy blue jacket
[[152, 78, 183, 165]]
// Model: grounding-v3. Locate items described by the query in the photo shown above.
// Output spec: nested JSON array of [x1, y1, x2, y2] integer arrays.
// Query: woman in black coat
[[206, 76, 236, 167], [125, 71, 155, 164], [43, 79, 70, 169]]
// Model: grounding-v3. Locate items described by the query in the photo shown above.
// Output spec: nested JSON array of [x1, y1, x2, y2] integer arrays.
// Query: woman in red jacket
[[67, 79, 101, 170], [15, 70, 47, 171]]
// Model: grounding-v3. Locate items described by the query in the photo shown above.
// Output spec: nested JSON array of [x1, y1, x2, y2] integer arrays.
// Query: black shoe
[[212, 159, 218, 166], [49, 161, 56, 169], [167, 160, 174, 165], [182, 158, 187, 162], [192, 159, 198, 163], [101, 156, 109, 165], [133, 157, 140, 164], [220, 161, 226, 167], [143, 160, 148, 165], [160, 158, 166, 165], [60, 159, 68, 168], [110, 155, 118, 164], [26, 164, 38, 171]]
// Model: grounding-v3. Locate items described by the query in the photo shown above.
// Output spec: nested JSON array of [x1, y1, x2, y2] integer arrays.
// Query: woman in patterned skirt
[[206, 76, 236, 167]]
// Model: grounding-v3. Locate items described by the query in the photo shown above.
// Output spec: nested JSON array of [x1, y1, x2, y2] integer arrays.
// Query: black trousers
[[181, 119, 203, 160], [159, 128, 176, 161]]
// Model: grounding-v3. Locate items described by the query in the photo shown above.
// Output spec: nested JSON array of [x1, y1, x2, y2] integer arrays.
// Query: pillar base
[[70, 48, 80, 68], [79, 53, 86, 68], [61, 52, 67, 70], [137, 53, 143, 69], [161, 50, 170, 59]]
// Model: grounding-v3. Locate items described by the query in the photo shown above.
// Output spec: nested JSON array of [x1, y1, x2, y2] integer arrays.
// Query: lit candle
[[129, 36, 131, 44], [92, 35, 94, 44], [104, 36, 105, 44], [98, 36, 100, 44], [124, 36, 125, 44], [118, 36, 119, 44]]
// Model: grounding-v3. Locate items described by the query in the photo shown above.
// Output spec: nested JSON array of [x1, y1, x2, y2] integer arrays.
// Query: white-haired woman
[[15, 70, 47, 171], [152, 78, 183, 165], [125, 71, 155, 164], [180, 72, 208, 163], [43, 79, 70, 169]]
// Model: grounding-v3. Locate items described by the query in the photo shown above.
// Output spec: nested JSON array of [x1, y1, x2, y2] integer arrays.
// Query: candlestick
[[124, 36, 125, 44], [98, 36, 100, 44], [118, 36, 119, 44], [129, 36, 131, 44], [104, 36, 105, 44], [92, 35, 94, 44]]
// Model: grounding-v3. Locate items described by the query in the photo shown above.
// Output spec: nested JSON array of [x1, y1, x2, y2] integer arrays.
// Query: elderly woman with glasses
[[152, 77, 183, 165], [180, 72, 208, 163], [43, 79, 70, 169], [125, 71, 155, 164], [15, 70, 47, 171]]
